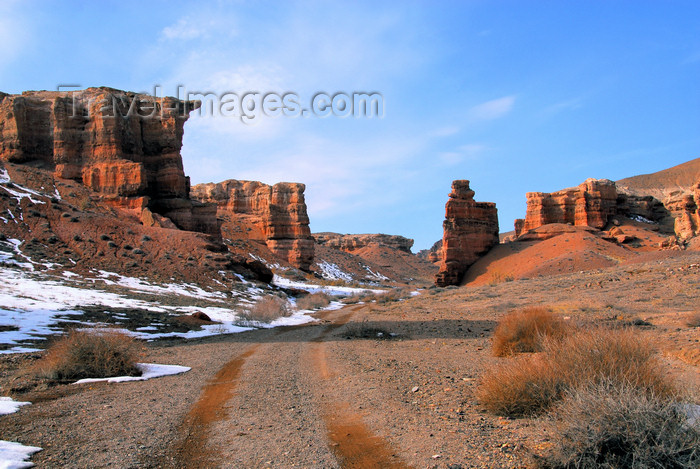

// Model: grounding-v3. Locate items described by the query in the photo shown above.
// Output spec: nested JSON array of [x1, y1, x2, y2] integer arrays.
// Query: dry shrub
[[376, 287, 412, 304], [239, 296, 292, 324], [478, 328, 675, 417], [32, 328, 142, 382], [341, 290, 377, 304], [296, 292, 332, 310], [538, 380, 699, 469], [492, 307, 571, 357], [686, 311, 700, 327]]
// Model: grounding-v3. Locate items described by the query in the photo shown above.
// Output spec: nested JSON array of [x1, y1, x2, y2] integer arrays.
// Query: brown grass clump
[[375, 287, 412, 304], [478, 327, 675, 417], [239, 296, 292, 324], [32, 328, 143, 382], [538, 380, 699, 468], [341, 290, 378, 304], [296, 292, 332, 310], [492, 307, 571, 357]]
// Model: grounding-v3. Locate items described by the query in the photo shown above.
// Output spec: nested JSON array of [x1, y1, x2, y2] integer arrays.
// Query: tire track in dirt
[[309, 306, 413, 469], [169, 344, 260, 468]]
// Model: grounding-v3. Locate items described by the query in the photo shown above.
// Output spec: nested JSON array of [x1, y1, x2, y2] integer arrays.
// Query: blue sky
[[1, 0, 698, 250]]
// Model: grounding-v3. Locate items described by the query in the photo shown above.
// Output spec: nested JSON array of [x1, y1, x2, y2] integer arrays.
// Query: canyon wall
[[314, 233, 414, 253], [514, 177, 700, 242], [0, 87, 218, 234], [190, 180, 315, 271], [435, 180, 499, 287]]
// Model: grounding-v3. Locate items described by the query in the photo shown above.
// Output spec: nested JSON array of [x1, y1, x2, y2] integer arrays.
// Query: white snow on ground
[[0, 168, 9, 184], [317, 261, 354, 282], [0, 440, 42, 469], [0, 398, 30, 416], [363, 265, 389, 281], [73, 363, 191, 384], [272, 275, 384, 296], [93, 271, 227, 300], [0, 395, 41, 469], [630, 214, 655, 224]]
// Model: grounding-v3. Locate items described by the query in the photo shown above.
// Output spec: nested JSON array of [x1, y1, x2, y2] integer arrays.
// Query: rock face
[[435, 180, 499, 287], [665, 181, 700, 241], [0, 87, 218, 234], [190, 180, 314, 270], [516, 179, 617, 237], [417, 239, 442, 264], [514, 176, 700, 242], [314, 233, 414, 253]]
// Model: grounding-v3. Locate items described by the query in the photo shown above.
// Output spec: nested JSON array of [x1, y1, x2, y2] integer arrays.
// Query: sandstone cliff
[[516, 179, 617, 236], [416, 239, 442, 264], [0, 87, 217, 234], [314, 233, 414, 253], [190, 180, 314, 271], [514, 176, 700, 242], [435, 180, 499, 287]]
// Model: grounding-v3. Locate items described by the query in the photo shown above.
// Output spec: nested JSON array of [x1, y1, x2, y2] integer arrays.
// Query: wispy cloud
[[541, 96, 585, 116], [467, 95, 516, 121], [161, 18, 208, 41], [430, 126, 461, 137], [438, 143, 487, 166]]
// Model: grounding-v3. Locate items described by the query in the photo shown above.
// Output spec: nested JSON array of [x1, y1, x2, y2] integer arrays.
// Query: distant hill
[[616, 157, 700, 200]]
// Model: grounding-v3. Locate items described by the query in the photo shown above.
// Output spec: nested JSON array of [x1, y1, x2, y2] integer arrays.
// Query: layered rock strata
[[0, 87, 218, 234], [191, 180, 314, 270], [435, 180, 499, 287], [314, 233, 414, 253], [514, 177, 700, 242]]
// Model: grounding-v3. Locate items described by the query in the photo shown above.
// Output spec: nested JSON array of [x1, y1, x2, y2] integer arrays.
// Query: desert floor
[[1, 251, 698, 468]]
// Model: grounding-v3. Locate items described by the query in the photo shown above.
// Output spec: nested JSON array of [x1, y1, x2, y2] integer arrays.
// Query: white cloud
[[160, 17, 229, 41], [468, 95, 516, 121]]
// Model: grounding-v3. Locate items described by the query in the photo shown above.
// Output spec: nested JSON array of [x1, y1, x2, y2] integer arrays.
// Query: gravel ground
[[0, 251, 698, 468]]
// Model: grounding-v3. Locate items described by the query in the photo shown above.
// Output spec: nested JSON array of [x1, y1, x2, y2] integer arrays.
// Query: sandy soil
[[0, 251, 698, 468]]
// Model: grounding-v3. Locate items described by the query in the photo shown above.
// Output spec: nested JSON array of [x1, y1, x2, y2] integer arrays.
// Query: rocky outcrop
[[191, 180, 314, 271], [0, 87, 218, 234], [314, 233, 414, 253], [417, 239, 442, 264], [515, 179, 617, 237], [664, 181, 700, 241], [435, 180, 499, 287], [515, 176, 700, 242]]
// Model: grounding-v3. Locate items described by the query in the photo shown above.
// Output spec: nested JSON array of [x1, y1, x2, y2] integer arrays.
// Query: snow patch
[[317, 261, 353, 282], [272, 275, 383, 296], [363, 265, 389, 281], [73, 363, 190, 384], [630, 214, 655, 224], [0, 397, 30, 416], [0, 440, 42, 469]]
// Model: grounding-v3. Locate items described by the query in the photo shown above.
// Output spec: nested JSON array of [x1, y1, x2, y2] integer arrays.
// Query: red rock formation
[[435, 180, 499, 287], [0, 87, 218, 234], [417, 239, 442, 264], [517, 179, 617, 237], [314, 233, 414, 253], [516, 176, 700, 243], [665, 180, 700, 241], [191, 180, 314, 271]]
